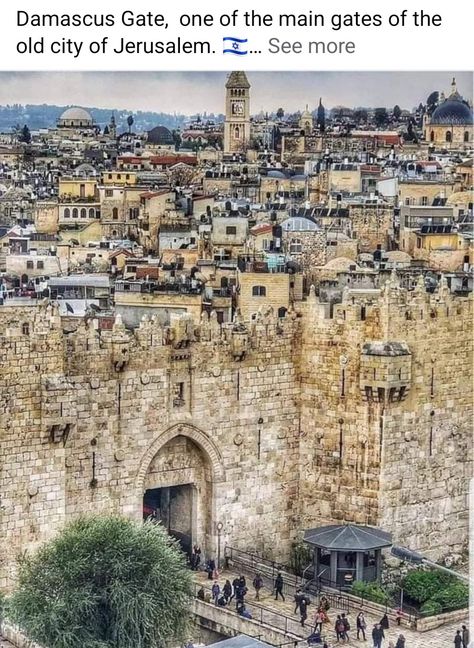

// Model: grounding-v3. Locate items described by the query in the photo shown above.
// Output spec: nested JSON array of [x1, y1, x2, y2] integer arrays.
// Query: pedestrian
[[197, 586, 205, 600], [223, 579, 232, 603], [395, 608, 402, 626], [308, 629, 323, 645], [207, 558, 215, 580], [253, 573, 264, 600], [395, 634, 405, 648], [211, 580, 220, 604], [217, 593, 227, 607], [300, 596, 308, 627], [356, 611, 367, 640], [341, 613, 350, 641], [454, 630, 463, 648], [274, 572, 285, 601], [230, 576, 240, 602], [294, 587, 304, 614], [380, 613, 389, 631], [462, 625, 470, 648], [335, 615, 345, 642], [372, 623, 384, 648], [193, 545, 201, 571], [313, 609, 324, 633]]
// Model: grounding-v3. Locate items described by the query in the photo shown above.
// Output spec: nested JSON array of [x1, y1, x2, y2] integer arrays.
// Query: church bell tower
[[224, 71, 251, 154]]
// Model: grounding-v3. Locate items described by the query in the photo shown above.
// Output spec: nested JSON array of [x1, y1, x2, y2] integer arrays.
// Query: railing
[[193, 582, 325, 641], [223, 546, 306, 598]]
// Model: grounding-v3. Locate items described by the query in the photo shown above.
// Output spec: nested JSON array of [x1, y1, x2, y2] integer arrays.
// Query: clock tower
[[224, 71, 251, 154]]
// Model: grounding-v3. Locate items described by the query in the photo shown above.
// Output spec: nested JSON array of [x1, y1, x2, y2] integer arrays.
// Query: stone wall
[[349, 204, 394, 252], [0, 278, 472, 589]]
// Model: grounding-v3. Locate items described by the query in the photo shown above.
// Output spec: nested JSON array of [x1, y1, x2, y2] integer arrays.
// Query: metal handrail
[[193, 582, 309, 639]]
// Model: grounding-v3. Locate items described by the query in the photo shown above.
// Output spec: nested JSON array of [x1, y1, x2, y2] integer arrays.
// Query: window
[[105, 189, 113, 197], [173, 382, 184, 407], [22, 323, 29, 335], [26, 260, 34, 269], [64, 208, 70, 218], [421, 196, 428, 206], [417, 237, 422, 249], [252, 285, 266, 296], [226, 226, 237, 235], [37, 260, 44, 270], [446, 131, 452, 142], [80, 208, 87, 218], [72, 208, 78, 218], [89, 208, 95, 218], [112, 207, 119, 220], [404, 197, 410, 206], [430, 131, 434, 142], [464, 131, 470, 143], [262, 239, 270, 250], [117, 174, 121, 180], [289, 238, 302, 254], [278, 306, 287, 318]]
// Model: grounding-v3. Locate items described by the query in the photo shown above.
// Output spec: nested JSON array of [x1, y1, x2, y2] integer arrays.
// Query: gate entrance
[[144, 484, 193, 555]]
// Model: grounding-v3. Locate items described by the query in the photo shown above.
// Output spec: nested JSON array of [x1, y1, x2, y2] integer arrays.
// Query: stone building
[[424, 79, 473, 149], [0, 276, 471, 588], [224, 72, 251, 154]]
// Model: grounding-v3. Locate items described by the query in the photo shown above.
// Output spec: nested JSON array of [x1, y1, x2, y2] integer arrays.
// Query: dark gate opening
[[143, 484, 193, 556]]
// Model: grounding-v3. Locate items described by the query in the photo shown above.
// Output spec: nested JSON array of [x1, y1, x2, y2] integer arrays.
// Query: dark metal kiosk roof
[[210, 636, 274, 648], [303, 524, 392, 552]]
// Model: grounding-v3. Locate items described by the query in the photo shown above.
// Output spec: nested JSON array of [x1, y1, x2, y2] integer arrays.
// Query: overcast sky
[[0, 71, 471, 114]]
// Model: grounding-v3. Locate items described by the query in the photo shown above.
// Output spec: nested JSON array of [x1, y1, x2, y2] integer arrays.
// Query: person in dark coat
[[462, 625, 470, 648], [380, 613, 390, 631], [454, 630, 463, 648], [300, 596, 308, 627], [294, 588, 304, 614], [395, 634, 405, 648], [230, 576, 240, 602], [211, 581, 220, 604], [274, 572, 285, 601], [341, 613, 350, 641], [253, 573, 264, 600], [207, 558, 215, 580], [356, 612, 367, 640], [223, 579, 232, 603], [372, 624, 384, 648]]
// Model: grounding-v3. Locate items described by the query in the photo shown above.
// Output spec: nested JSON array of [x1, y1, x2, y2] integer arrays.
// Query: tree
[[393, 105, 402, 121], [127, 114, 134, 133], [353, 109, 368, 123], [8, 515, 192, 648], [172, 129, 182, 151], [374, 107, 388, 127], [276, 107, 285, 120], [18, 124, 31, 144]]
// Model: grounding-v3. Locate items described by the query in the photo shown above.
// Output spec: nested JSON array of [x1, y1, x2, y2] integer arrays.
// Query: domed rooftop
[[147, 126, 174, 145], [323, 256, 360, 271], [58, 107, 93, 123], [431, 79, 473, 126]]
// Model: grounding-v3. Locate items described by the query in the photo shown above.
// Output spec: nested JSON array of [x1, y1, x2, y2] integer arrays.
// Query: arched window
[[22, 323, 29, 335], [72, 208, 78, 218], [89, 208, 95, 218], [464, 131, 470, 142], [446, 131, 452, 142], [289, 238, 302, 254], [80, 208, 87, 218], [252, 285, 266, 296], [278, 306, 287, 318], [64, 208, 70, 218], [430, 131, 434, 142], [234, 126, 240, 140], [112, 207, 119, 220]]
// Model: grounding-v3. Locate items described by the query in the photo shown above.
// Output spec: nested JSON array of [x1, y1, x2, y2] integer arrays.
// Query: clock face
[[232, 101, 245, 116]]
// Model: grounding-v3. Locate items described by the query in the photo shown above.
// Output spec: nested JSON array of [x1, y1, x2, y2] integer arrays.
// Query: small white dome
[[59, 107, 93, 123]]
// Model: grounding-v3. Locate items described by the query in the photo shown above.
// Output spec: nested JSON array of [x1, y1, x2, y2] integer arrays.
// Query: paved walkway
[[193, 569, 467, 648]]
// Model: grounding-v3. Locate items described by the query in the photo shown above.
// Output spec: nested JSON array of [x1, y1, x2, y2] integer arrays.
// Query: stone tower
[[109, 113, 117, 139], [224, 71, 251, 154]]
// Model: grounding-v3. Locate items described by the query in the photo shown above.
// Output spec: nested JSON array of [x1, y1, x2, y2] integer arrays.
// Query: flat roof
[[48, 274, 110, 288]]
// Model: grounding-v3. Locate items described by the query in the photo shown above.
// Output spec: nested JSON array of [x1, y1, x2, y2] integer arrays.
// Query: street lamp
[[216, 522, 224, 569]]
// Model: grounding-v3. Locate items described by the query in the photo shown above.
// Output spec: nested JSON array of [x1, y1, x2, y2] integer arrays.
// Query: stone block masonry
[[0, 277, 471, 588]]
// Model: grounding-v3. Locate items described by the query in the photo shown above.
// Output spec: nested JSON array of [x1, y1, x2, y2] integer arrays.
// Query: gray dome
[[147, 126, 174, 145], [59, 107, 93, 123], [431, 96, 473, 126]]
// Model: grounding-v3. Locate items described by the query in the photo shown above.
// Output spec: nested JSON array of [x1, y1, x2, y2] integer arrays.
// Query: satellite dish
[[65, 302, 74, 313]]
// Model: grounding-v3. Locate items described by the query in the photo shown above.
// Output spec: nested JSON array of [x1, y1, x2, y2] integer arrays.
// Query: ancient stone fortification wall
[[0, 306, 300, 588], [0, 281, 472, 588], [298, 277, 472, 560]]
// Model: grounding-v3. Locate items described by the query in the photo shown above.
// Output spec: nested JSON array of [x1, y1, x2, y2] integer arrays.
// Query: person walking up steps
[[253, 573, 264, 600], [274, 572, 285, 601], [299, 595, 309, 627]]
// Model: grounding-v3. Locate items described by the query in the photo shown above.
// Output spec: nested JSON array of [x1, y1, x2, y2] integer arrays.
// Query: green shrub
[[402, 569, 453, 604], [289, 541, 312, 575], [420, 600, 443, 616], [351, 580, 390, 605], [430, 582, 469, 610]]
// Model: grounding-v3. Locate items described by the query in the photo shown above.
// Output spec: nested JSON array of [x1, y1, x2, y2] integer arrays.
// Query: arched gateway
[[135, 424, 224, 558]]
